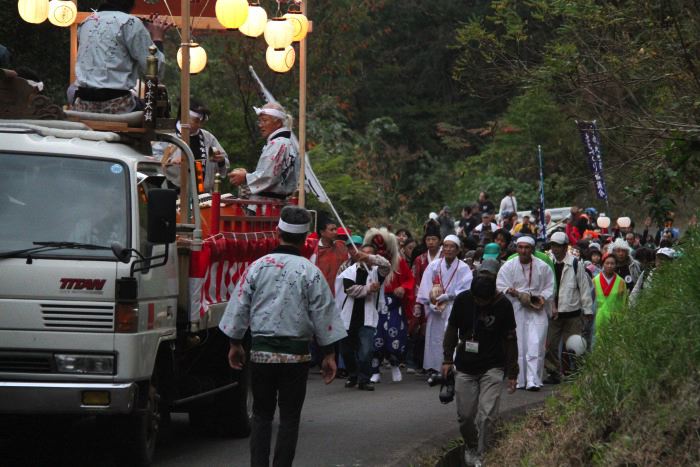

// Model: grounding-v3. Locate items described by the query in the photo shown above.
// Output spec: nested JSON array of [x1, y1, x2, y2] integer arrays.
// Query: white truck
[[0, 75, 275, 465]]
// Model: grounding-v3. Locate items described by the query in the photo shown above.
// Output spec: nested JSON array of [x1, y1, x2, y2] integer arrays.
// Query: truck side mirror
[[147, 189, 177, 244]]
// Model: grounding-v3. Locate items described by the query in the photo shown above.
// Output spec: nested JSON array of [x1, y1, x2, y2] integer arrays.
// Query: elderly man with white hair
[[496, 236, 554, 391], [228, 102, 300, 201], [416, 234, 473, 374]]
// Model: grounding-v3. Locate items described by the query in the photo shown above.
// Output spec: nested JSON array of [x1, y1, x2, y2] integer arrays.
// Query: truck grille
[[0, 352, 53, 373], [41, 304, 115, 332]]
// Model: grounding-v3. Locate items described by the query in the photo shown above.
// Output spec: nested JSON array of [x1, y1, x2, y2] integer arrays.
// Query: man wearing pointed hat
[[220, 205, 346, 466], [416, 234, 473, 374], [228, 102, 300, 201], [496, 235, 554, 391]]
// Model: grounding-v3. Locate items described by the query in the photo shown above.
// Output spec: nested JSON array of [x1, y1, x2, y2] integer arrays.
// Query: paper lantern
[[215, 0, 249, 29], [283, 11, 308, 41], [240, 3, 267, 37], [18, 0, 49, 24], [177, 43, 208, 75], [48, 0, 76, 27], [266, 46, 295, 73], [616, 216, 631, 229], [264, 17, 293, 50], [597, 215, 610, 229]]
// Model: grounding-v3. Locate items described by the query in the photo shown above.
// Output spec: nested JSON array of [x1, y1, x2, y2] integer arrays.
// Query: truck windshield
[[0, 153, 129, 258]]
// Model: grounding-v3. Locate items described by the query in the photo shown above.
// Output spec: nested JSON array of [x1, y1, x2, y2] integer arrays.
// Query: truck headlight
[[54, 354, 115, 375]]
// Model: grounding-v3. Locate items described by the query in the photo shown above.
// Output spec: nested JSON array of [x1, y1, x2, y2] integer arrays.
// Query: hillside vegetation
[[486, 231, 700, 465]]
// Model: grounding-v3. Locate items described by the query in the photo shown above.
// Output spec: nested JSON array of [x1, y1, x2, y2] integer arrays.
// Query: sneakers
[[526, 386, 541, 392], [370, 373, 381, 383], [391, 366, 402, 382], [406, 367, 416, 374], [358, 382, 375, 391], [464, 448, 482, 467], [344, 377, 357, 388]]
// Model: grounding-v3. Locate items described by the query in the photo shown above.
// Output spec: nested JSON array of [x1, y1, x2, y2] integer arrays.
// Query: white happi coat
[[335, 260, 387, 330], [496, 256, 554, 389], [246, 127, 299, 197], [417, 258, 473, 372]]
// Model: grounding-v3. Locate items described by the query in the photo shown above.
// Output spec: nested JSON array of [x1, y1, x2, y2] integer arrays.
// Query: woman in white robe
[[416, 235, 473, 373]]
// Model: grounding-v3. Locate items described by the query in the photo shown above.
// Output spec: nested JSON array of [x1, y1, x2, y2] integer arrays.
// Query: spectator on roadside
[[478, 191, 495, 215], [458, 205, 479, 238], [473, 212, 498, 244], [442, 275, 518, 467], [498, 188, 518, 223], [608, 238, 642, 292], [438, 206, 456, 239]]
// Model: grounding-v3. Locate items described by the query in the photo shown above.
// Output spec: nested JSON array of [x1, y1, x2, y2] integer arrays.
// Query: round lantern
[[215, 0, 249, 29], [283, 11, 308, 41], [266, 46, 295, 73], [264, 17, 294, 50], [18, 0, 49, 24], [616, 216, 631, 229], [597, 215, 611, 229], [48, 0, 77, 27], [177, 43, 208, 75], [240, 3, 267, 37]]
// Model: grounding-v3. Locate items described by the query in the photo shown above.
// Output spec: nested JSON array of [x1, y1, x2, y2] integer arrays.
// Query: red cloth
[[312, 239, 348, 295], [384, 257, 415, 321]]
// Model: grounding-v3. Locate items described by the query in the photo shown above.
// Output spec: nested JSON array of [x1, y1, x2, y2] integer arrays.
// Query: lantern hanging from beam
[[48, 0, 76, 27], [283, 4, 308, 42], [266, 46, 295, 73], [18, 0, 49, 24], [264, 17, 293, 50], [177, 43, 208, 75], [597, 215, 611, 229], [240, 2, 267, 37], [215, 0, 249, 29]]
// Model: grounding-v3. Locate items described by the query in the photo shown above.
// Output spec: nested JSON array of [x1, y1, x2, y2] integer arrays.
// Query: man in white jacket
[[544, 232, 594, 384]]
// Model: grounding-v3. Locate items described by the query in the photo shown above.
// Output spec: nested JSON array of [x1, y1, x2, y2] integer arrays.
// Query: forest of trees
[[3, 0, 699, 229]]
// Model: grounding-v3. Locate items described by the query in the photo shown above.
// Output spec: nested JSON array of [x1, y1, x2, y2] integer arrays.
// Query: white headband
[[278, 219, 309, 234], [189, 110, 205, 121], [516, 236, 535, 246], [254, 106, 287, 122], [443, 234, 461, 248]]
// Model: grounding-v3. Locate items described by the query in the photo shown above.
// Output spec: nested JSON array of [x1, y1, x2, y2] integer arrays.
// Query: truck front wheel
[[110, 382, 162, 466]]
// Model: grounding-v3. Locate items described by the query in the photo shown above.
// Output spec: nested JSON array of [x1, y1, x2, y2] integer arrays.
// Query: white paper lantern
[[266, 46, 295, 73], [48, 0, 76, 27], [616, 216, 631, 229], [18, 0, 49, 24], [597, 215, 611, 229], [264, 17, 294, 50], [215, 0, 249, 29], [177, 43, 208, 75], [283, 11, 308, 42], [240, 4, 267, 37]]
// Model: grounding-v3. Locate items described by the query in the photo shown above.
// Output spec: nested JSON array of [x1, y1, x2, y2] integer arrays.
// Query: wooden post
[[179, 0, 191, 223], [297, 0, 308, 208], [69, 19, 77, 87]]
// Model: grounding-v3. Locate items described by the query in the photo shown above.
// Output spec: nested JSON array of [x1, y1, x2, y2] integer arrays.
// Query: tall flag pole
[[537, 145, 547, 242]]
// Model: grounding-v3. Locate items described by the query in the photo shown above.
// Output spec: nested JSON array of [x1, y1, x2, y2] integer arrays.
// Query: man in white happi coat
[[228, 102, 300, 202], [496, 236, 554, 391], [416, 234, 473, 373]]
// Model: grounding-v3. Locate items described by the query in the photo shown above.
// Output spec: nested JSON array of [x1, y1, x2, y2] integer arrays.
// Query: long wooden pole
[[179, 0, 191, 222], [297, 1, 308, 208]]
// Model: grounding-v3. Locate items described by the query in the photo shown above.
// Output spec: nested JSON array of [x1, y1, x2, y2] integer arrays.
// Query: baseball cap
[[346, 235, 363, 247], [588, 242, 601, 252], [478, 258, 501, 276], [483, 243, 500, 260], [656, 247, 676, 258], [549, 231, 568, 245], [336, 227, 351, 237]]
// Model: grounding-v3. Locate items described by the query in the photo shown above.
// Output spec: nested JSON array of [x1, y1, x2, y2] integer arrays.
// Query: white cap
[[656, 247, 676, 258], [429, 212, 438, 221], [549, 231, 568, 245], [589, 242, 601, 252]]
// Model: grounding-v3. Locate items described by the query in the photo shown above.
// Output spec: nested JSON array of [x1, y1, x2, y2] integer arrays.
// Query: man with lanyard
[[219, 206, 346, 467], [609, 238, 642, 292], [229, 102, 300, 204], [416, 235, 473, 375], [543, 232, 593, 385], [442, 275, 518, 467], [498, 188, 518, 223], [162, 100, 230, 193], [496, 236, 554, 391]]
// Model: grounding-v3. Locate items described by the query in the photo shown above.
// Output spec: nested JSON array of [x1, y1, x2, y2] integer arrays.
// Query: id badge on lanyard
[[464, 340, 479, 353]]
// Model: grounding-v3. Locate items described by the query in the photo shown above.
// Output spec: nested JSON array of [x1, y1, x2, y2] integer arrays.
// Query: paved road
[[0, 369, 552, 467]]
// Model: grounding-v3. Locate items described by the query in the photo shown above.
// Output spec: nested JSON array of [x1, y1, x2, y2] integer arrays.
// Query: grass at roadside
[[483, 231, 700, 466]]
